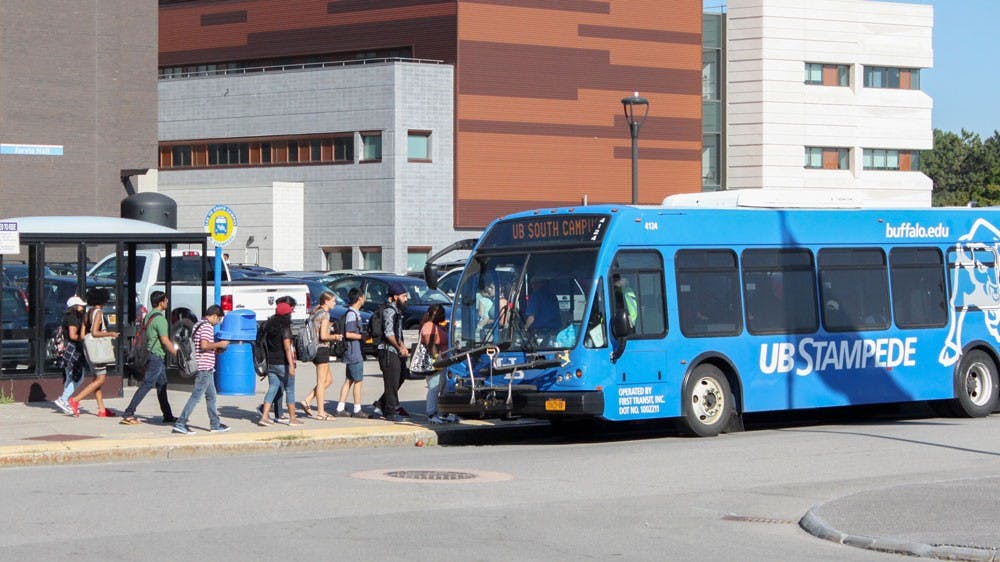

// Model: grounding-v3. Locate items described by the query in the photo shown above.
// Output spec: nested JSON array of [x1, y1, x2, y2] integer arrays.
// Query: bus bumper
[[438, 389, 605, 419]]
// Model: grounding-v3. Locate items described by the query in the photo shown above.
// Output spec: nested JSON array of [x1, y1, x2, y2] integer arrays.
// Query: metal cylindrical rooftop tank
[[120, 192, 177, 229]]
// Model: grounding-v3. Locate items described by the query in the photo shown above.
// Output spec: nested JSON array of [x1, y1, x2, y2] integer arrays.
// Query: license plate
[[545, 398, 566, 412]]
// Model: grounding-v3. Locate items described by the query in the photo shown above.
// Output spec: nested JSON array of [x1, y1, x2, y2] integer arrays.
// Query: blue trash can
[[215, 310, 257, 396]]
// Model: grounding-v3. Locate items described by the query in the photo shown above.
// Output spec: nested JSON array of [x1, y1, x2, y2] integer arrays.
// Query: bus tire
[[682, 364, 733, 437], [951, 350, 999, 418]]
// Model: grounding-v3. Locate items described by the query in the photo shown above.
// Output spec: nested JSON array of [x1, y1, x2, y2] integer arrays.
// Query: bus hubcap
[[965, 362, 992, 407], [691, 377, 724, 424]]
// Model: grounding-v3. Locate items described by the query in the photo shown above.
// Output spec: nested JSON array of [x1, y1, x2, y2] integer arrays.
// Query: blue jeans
[[264, 364, 295, 407], [176, 369, 221, 430], [124, 355, 173, 419]]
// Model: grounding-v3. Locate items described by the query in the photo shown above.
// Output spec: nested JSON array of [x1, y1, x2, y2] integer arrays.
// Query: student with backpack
[[335, 288, 367, 417], [258, 302, 302, 427], [298, 291, 343, 420], [172, 305, 230, 434], [371, 283, 409, 422], [53, 296, 87, 415], [121, 291, 177, 425]]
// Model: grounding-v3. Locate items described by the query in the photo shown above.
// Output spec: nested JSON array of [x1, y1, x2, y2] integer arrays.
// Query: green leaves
[[923, 128, 1000, 206]]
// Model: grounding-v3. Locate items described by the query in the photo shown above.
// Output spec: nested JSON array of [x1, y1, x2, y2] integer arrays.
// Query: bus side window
[[891, 247, 947, 329], [675, 250, 741, 337], [609, 251, 666, 339], [819, 248, 890, 332]]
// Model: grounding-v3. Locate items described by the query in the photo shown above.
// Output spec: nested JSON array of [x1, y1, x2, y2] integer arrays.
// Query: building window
[[171, 146, 192, 167], [407, 247, 430, 273], [863, 66, 921, 90], [288, 141, 299, 163], [805, 147, 849, 170], [207, 143, 249, 166], [362, 247, 382, 270], [334, 136, 353, 162], [703, 135, 720, 189], [863, 149, 920, 171], [407, 131, 430, 161], [805, 63, 849, 86], [703, 50, 721, 100], [361, 133, 382, 162], [324, 247, 352, 270]]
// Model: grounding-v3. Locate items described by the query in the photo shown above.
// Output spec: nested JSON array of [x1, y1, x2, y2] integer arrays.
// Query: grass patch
[[264, 434, 309, 442]]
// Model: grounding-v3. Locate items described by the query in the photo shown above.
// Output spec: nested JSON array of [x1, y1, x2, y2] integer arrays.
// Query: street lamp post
[[621, 92, 649, 204]]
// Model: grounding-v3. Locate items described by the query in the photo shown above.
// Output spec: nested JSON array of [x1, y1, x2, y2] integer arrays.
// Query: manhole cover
[[25, 434, 97, 442], [386, 470, 477, 481], [352, 468, 514, 483]]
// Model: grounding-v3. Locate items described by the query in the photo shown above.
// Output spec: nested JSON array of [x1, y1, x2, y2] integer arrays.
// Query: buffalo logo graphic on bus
[[939, 218, 1000, 367]]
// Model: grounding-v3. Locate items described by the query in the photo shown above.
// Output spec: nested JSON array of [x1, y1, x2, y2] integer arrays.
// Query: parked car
[[324, 269, 393, 283], [88, 250, 309, 325], [1, 286, 31, 369], [328, 274, 452, 330], [434, 267, 463, 298], [2, 263, 56, 284]]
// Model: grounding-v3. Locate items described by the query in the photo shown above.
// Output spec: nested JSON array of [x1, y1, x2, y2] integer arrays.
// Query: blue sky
[[898, 0, 997, 137], [704, 1, 998, 138]]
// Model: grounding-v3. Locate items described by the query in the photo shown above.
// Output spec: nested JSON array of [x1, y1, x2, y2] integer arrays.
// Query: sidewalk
[[0, 360, 543, 467]]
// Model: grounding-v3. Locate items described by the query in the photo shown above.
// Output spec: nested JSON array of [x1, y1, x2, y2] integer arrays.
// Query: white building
[[725, 0, 934, 206]]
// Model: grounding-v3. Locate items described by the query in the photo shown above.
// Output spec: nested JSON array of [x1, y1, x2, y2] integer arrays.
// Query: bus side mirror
[[611, 309, 633, 339], [424, 264, 439, 289]]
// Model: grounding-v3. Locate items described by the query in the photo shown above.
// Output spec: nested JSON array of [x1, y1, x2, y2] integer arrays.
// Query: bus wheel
[[682, 364, 733, 437], [952, 350, 999, 417]]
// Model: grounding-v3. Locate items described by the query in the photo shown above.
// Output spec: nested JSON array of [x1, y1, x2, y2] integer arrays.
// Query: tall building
[[155, 0, 704, 271], [723, 0, 934, 205], [0, 1, 157, 217]]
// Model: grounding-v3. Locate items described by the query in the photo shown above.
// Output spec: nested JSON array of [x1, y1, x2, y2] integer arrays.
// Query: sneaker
[[387, 414, 407, 423], [54, 399, 71, 414], [352, 410, 367, 418], [172, 425, 194, 435], [428, 415, 446, 424], [97, 409, 116, 418], [68, 398, 81, 417], [336, 410, 350, 418], [371, 406, 383, 418], [210, 424, 231, 433], [442, 413, 461, 423]]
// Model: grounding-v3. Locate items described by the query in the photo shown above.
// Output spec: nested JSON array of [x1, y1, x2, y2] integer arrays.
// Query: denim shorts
[[345, 361, 364, 382]]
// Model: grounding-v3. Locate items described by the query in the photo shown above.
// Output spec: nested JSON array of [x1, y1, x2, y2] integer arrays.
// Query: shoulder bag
[[83, 308, 116, 366]]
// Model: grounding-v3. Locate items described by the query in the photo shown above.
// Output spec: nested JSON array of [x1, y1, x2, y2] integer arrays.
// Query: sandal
[[257, 417, 273, 427], [313, 413, 333, 421], [119, 417, 141, 425], [298, 402, 314, 417]]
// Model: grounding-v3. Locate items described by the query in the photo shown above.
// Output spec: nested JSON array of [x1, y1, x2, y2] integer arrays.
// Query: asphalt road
[[3, 411, 1000, 561]]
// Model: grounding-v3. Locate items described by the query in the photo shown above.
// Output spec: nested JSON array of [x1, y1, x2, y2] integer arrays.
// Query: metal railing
[[159, 57, 446, 80]]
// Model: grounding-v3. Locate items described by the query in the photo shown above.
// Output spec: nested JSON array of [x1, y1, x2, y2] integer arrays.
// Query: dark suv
[[328, 274, 451, 330]]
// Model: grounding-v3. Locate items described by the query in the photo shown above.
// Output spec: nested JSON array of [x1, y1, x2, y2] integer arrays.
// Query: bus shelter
[[0, 216, 207, 402]]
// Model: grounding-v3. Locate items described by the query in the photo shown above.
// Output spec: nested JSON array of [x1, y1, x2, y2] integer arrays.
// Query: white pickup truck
[[88, 250, 309, 325]]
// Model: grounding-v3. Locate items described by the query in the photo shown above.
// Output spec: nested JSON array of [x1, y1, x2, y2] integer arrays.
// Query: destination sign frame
[[479, 214, 610, 250]]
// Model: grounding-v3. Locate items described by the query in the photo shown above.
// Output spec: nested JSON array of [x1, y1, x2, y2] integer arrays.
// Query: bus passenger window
[[742, 249, 818, 335], [819, 248, 890, 332], [676, 250, 742, 337], [891, 247, 946, 329]]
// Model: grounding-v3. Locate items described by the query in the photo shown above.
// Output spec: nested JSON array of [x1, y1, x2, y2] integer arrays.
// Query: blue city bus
[[428, 204, 1000, 436]]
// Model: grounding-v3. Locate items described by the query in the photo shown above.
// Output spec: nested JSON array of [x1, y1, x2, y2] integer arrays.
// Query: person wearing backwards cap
[[258, 301, 303, 426], [53, 296, 87, 414], [372, 282, 410, 422]]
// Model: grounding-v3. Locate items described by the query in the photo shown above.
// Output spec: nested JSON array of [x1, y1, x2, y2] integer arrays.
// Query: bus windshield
[[451, 249, 598, 352]]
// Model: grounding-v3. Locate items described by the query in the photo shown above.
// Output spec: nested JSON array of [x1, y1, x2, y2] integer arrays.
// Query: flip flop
[[298, 402, 314, 417]]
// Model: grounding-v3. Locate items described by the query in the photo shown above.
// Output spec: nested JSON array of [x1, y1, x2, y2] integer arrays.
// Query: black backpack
[[331, 312, 347, 359], [175, 320, 205, 379], [252, 321, 269, 378], [366, 304, 389, 345]]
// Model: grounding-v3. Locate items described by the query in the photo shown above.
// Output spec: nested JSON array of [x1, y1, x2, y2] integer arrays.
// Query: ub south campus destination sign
[[480, 214, 610, 250]]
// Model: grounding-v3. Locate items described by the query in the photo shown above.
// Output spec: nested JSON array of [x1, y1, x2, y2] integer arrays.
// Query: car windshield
[[451, 249, 598, 352]]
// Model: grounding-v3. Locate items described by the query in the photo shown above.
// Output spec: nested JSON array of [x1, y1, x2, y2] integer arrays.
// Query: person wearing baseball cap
[[258, 300, 303, 426], [372, 281, 410, 422], [54, 296, 88, 414]]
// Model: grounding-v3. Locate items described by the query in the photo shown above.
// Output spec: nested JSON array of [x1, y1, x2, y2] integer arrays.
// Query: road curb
[[800, 507, 1000, 561], [0, 425, 439, 468]]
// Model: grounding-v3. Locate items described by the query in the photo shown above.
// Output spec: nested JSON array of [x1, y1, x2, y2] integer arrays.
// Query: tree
[[922, 128, 1000, 206]]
